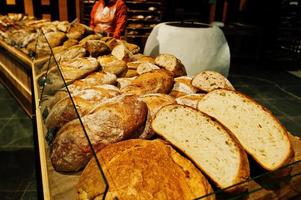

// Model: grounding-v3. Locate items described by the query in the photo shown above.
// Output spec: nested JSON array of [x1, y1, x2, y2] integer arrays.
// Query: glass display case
[[1, 14, 301, 200]]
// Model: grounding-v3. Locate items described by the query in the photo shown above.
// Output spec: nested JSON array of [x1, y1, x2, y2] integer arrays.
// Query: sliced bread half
[[155, 53, 187, 77], [152, 104, 250, 189], [192, 71, 234, 92], [197, 89, 294, 171]]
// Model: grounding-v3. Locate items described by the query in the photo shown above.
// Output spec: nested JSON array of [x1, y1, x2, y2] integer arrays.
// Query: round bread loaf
[[50, 95, 148, 172], [77, 139, 215, 200]]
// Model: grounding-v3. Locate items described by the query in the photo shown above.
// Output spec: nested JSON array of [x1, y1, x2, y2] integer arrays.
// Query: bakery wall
[[0, 0, 80, 21]]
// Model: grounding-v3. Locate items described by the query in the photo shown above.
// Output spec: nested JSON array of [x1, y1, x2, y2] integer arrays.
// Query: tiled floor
[[0, 83, 38, 199], [0, 63, 300, 200]]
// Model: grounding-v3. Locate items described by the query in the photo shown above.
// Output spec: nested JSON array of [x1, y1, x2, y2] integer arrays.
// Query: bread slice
[[192, 71, 234, 92], [137, 62, 160, 75], [155, 53, 187, 77], [152, 104, 250, 189], [197, 89, 294, 171], [176, 93, 206, 109], [77, 139, 215, 200]]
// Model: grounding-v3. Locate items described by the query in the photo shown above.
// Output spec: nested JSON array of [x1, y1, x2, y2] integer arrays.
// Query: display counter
[[0, 40, 48, 117], [1, 15, 301, 200]]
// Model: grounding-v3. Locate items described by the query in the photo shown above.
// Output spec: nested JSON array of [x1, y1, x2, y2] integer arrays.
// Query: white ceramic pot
[[144, 22, 230, 77]]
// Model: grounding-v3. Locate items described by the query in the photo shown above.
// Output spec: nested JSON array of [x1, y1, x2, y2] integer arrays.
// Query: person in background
[[90, 0, 127, 38]]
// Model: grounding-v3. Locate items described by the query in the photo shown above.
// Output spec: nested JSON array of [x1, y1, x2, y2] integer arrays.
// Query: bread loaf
[[192, 71, 234, 92], [97, 55, 127, 77], [51, 95, 148, 172], [63, 39, 78, 48], [121, 69, 174, 96], [152, 104, 250, 189], [116, 77, 136, 89], [137, 62, 160, 75], [79, 34, 102, 45], [46, 87, 120, 129], [127, 56, 155, 69], [138, 93, 176, 139], [176, 93, 206, 109], [155, 53, 187, 77], [47, 72, 117, 109], [124, 69, 138, 78], [197, 89, 294, 171], [77, 139, 215, 200]]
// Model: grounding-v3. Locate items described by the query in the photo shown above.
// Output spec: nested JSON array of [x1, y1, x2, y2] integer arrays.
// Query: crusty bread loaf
[[46, 87, 120, 129], [85, 40, 110, 57], [47, 72, 117, 110], [68, 72, 117, 93], [116, 77, 136, 89], [55, 57, 100, 84], [176, 93, 206, 109], [97, 55, 127, 77], [155, 53, 187, 77], [138, 93, 176, 139], [79, 34, 102, 45], [77, 139, 215, 200], [37, 56, 99, 95], [63, 39, 78, 48], [197, 89, 294, 171], [120, 69, 174, 96], [137, 62, 160, 75], [152, 104, 250, 189], [192, 71, 234, 92], [122, 41, 140, 54], [124, 69, 138, 78], [51, 95, 148, 172]]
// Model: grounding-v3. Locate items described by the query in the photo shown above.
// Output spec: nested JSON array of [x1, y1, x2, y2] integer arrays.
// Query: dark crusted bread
[[50, 95, 147, 172]]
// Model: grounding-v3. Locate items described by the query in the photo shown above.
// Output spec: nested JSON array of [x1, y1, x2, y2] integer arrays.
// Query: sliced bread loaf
[[152, 104, 250, 189], [197, 89, 294, 171], [192, 71, 234, 92]]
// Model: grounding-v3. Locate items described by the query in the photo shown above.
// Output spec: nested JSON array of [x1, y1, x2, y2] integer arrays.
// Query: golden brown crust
[[155, 54, 187, 77], [121, 69, 174, 95], [50, 95, 148, 172], [124, 69, 138, 78], [97, 55, 128, 77], [46, 87, 120, 129], [77, 139, 215, 200]]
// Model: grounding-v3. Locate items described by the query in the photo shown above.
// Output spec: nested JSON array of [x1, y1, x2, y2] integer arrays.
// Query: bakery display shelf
[[127, 18, 160, 22], [128, 9, 161, 14], [126, 26, 154, 30], [126, 0, 162, 5], [126, 34, 150, 38]]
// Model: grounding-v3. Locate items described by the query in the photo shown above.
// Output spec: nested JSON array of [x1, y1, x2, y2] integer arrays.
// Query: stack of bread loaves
[[36, 33, 294, 199]]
